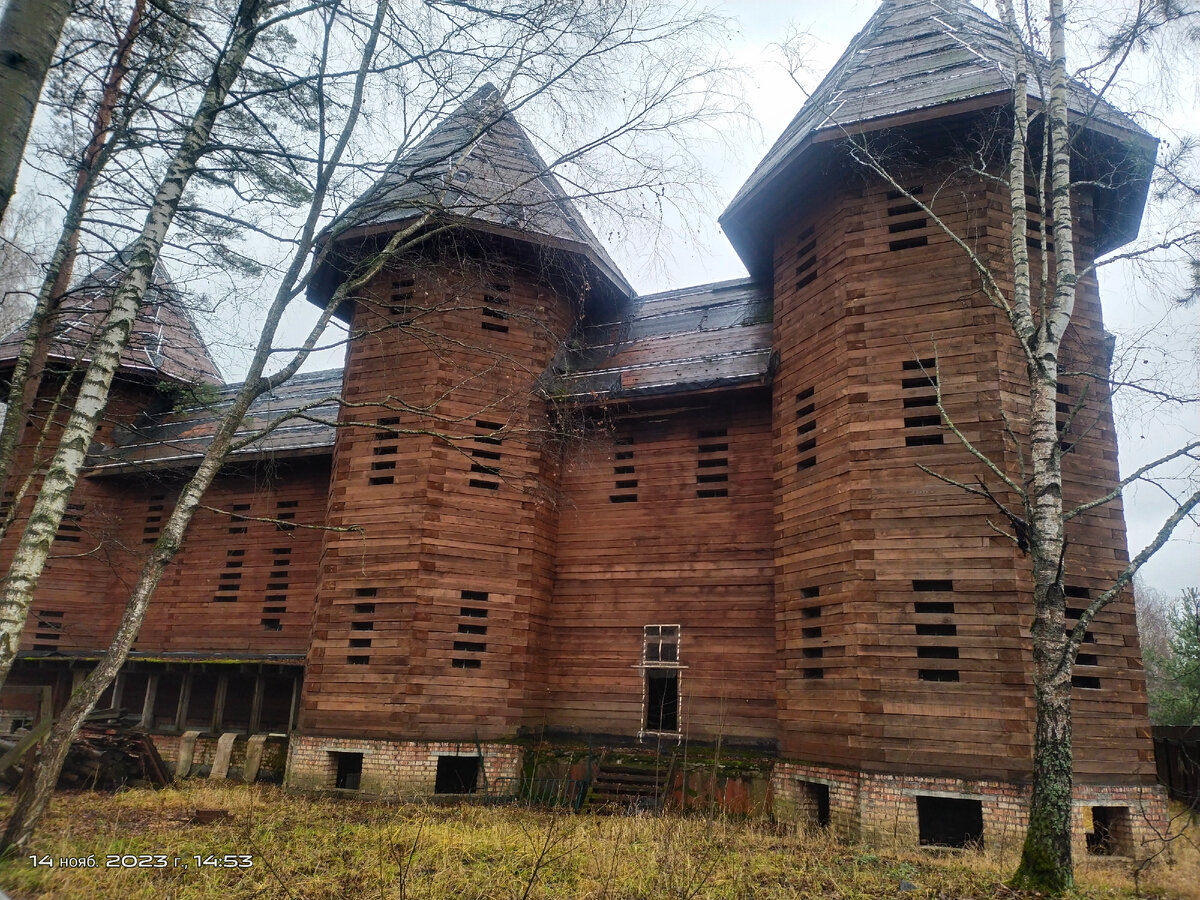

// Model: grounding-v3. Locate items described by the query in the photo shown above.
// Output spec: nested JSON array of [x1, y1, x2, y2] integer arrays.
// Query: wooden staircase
[[585, 757, 674, 811]]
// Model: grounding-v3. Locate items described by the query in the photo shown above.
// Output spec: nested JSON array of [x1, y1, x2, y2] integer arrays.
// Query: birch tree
[[0, 0, 736, 853], [819, 0, 1200, 891], [0, 0, 73, 225]]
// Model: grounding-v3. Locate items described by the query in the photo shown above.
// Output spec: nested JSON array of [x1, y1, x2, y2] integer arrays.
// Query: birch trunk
[[0, 0, 145, 528], [0, 0, 267, 695], [0, 0, 389, 852], [0, 0, 72, 224], [1013, 0, 1079, 891]]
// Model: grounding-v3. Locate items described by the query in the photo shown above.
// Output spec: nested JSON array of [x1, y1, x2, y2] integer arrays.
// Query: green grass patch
[[0, 784, 1194, 899]]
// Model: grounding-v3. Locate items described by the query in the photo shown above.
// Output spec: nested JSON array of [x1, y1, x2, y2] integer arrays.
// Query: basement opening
[[798, 781, 831, 828], [332, 752, 362, 790], [435, 755, 480, 794], [1087, 806, 1132, 856], [917, 796, 984, 848]]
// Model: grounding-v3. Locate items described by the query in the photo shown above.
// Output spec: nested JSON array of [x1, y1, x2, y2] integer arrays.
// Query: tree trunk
[[1014, 592, 1075, 892], [0, 0, 266, 694], [0, 0, 146, 512], [0, 0, 72, 225]]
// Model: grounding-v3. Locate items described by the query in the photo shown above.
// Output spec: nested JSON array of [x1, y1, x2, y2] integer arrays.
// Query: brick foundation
[[285, 734, 523, 797], [770, 761, 1167, 855]]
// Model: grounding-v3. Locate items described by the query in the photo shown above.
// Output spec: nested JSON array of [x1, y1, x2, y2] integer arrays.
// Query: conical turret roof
[[333, 83, 631, 298], [0, 249, 222, 386], [721, 0, 1157, 271]]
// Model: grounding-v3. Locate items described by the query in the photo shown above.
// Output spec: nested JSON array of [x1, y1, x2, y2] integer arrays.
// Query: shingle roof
[[332, 83, 632, 298], [91, 276, 773, 474], [0, 250, 222, 386], [88, 367, 342, 473], [722, 0, 1156, 256], [552, 278, 773, 400]]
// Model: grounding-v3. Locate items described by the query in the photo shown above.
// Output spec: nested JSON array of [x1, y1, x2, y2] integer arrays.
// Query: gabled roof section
[[332, 83, 631, 298], [552, 278, 773, 401], [88, 367, 342, 474], [722, 0, 1157, 268], [0, 249, 222, 386]]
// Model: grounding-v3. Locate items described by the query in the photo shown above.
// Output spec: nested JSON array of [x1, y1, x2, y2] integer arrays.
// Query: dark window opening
[[903, 358, 937, 371], [368, 476, 394, 486], [888, 218, 927, 233], [1064, 585, 1091, 599], [696, 489, 728, 498], [801, 781, 831, 828], [698, 428, 727, 439], [917, 796, 983, 848], [453, 641, 486, 652], [919, 669, 960, 682], [481, 321, 509, 333], [460, 607, 488, 618], [356, 587, 377, 597], [917, 646, 959, 659], [1072, 675, 1102, 690], [645, 670, 679, 732], [1075, 653, 1099, 667], [905, 415, 942, 428], [458, 623, 487, 635], [435, 756, 480, 794], [803, 647, 824, 658], [796, 420, 815, 435], [796, 438, 817, 453], [347, 655, 370, 665], [796, 403, 815, 419], [697, 458, 728, 468], [903, 375, 938, 389], [698, 443, 728, 453], [354, 603, 376, 614], [351, 621, 374, 631], [349, 638, 371, 648], [452, 658, 482, 669], [334, 752, 363, 790], [917, 623, 957, 636], [913, 580, 954, 593], [797, 457, 817, 470], [801, 586, 821, 599], [888, 202, 922, 215], [801, 627, 822, 639], [803, 668, 825, 679], [1087, 806, 1132, 856], [906, 434, 944, 446], [903, 396, 938, 408], [890, 235, 928, 251], [610, 494, 638, 503], [462, 590, 488, 602], [261, 618, 282, 631], [469, 479, 499, 490]]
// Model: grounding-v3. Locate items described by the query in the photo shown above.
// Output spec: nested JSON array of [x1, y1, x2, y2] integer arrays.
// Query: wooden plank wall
[[128, 459, 329, 656], [769, 158, 1153, 784], [3, 381, 155, 653], [301, 245, 575, 740], [538, 394, 777, 744], [997, 187, 1155, 783]]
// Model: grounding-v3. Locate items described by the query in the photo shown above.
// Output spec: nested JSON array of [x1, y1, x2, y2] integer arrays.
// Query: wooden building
[[0, 0, 1166, 850]]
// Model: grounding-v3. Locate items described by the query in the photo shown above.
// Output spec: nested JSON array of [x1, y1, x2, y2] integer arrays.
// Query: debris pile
[[0, 708, 171, 790]]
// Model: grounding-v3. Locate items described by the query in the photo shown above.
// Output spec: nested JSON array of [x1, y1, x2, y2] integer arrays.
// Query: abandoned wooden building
[[0, 0, 1165, 851]]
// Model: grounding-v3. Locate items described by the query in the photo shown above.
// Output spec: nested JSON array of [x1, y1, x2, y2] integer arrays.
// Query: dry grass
[[0, 784, 1194, 899]]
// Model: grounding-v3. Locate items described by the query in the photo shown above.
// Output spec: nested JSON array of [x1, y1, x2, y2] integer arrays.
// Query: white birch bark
[[0, 0, 268, 693]]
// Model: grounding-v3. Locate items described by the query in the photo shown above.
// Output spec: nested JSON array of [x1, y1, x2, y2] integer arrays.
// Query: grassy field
[[0, 784, 1195, 899]]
